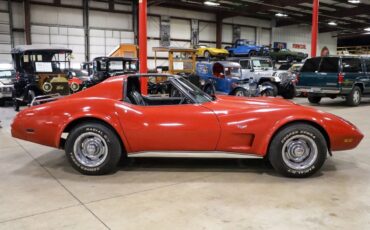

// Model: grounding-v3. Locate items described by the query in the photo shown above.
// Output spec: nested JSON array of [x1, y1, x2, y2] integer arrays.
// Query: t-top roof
[[11, 45, 73, 53]]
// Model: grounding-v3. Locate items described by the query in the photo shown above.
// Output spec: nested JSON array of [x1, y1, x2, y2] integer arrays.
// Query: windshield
[[252, 59, 273, 69], [21, 51, 71, 74], [174, 77, 213, 104], [0, 70, 14, 78]]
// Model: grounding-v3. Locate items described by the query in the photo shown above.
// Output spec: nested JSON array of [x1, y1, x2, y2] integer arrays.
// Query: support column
[[311, 0, 319, 57], [216, 13, 222, 48], [83, 0, 89, 62], [139, 0, 148, 94], [24, 0, 31, 45], [132, 0, 138, 44]]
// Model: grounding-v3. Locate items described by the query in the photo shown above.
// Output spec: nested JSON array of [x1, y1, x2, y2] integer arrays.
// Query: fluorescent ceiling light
[[328, 21, 337, 26], [275, 13, 288, 17], [348, 0, 361, 3], [204, 1, 220, 6], [364, 27, 370, 32]]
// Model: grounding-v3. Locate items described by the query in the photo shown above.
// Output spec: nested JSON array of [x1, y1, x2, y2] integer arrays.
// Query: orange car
[[11, 74, 363, 177]]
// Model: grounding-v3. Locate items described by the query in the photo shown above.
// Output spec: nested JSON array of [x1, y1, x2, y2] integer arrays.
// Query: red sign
[[292, 44, 306, 49]]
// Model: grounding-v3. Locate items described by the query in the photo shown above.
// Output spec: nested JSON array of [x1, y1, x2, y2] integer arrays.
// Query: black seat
[[129, 90, 146, 106]]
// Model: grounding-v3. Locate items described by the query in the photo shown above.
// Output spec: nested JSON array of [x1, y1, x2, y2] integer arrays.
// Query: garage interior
[[0, 0, 370, 229]]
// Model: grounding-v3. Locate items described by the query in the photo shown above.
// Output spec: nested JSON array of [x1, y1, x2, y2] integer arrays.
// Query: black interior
[[125, 76, 188, 106]]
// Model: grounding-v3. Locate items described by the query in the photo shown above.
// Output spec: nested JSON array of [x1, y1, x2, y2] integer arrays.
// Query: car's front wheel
[[268, 123, 327, 178], [65, 122, 122, 175], [233, 88, 247, 97]]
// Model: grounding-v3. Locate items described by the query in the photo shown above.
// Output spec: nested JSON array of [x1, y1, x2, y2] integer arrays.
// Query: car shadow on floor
[[14, 149, 352, 181], [300, 97, 370, 108]]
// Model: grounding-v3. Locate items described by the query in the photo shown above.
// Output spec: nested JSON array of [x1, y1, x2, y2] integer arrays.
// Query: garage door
[[241, 26, 256, 43], [31, 25, 86, 65], [89, 29, 134, 60], [260, 29, 271, 46], [199, 21, 216, 43], [0, 1, 12, 63]]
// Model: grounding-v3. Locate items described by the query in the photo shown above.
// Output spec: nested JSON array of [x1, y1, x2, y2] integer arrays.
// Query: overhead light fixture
[[328, 21, 337, 26], [204, 1, 220, 6], [364, 27, 370, 32], [348, 0, 361, 3], [275, 13, 288, 17]]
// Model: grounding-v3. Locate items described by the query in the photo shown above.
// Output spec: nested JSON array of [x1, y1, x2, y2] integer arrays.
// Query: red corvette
[[11, 74, 363, 177]]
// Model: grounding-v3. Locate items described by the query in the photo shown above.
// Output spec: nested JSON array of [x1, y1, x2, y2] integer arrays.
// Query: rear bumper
[[296, 87, 340, 94]]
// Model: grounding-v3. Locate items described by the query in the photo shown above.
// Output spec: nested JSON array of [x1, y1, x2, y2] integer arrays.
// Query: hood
[[204, 95, 299, 116], [0, 78, 13, 85]]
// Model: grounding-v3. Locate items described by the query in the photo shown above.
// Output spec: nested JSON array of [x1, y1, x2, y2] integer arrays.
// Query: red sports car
[[11, 74, 364, 177]]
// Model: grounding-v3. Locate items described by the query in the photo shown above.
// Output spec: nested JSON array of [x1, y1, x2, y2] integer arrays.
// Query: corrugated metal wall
[[0, 0, 11, 63]]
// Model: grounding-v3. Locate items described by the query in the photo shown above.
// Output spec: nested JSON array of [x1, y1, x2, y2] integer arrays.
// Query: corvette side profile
[[11, 74, 363, 177]]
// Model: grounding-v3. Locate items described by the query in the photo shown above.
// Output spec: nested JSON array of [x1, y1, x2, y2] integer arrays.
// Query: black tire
[[204, 51, 211, 59], [346, 86, 362, 107], [204, 84, 216, 95], [0, 99, 4, 107], [232, 88, 247, 97], [268, 123, 327, 178], [249, 51, 257, 57], [308, 95, 321, 104], [281, 84, 296, 99], [261, 81, 278, 97], [65, 122, 123, 175], [229, 51, 234, 57], [260, 89, 274, 97]]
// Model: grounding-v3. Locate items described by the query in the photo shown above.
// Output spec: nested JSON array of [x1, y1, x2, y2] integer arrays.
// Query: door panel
[[116, 103, 220, 152]]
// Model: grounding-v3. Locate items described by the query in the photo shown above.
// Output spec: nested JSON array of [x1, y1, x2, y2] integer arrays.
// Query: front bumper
[[0, 86, 13, 99]]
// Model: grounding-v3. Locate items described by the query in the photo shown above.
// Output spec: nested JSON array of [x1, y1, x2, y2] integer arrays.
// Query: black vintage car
[[83, 57, 138, 88], [11, 45, 73, 111]]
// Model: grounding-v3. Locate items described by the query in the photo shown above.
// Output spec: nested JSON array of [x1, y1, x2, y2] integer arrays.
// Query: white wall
[[272, 25, 337, 57]]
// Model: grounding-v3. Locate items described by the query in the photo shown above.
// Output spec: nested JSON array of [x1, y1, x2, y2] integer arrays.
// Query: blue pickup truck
[[196, 61, 274, 97], [226, 39, 268, 57], [296, 56, 370, 106]]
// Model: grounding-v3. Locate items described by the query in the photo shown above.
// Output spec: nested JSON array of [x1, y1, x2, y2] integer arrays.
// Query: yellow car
[[195, 45, 229, 58]]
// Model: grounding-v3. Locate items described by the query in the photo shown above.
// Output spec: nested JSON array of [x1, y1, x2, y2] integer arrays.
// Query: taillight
[[296, 73, 300, 84], [15, 72, 20, 81], [338, 72, 344, 84]]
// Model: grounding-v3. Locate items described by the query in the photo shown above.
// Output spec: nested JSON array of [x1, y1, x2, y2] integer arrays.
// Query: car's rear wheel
[[281, 84, 296, 99], [268, 123, 327, 178], [249, 51, 257, 57], [346, 86, 361, 106], [308, 95, 321, 104], [65, 122, 122, 175]]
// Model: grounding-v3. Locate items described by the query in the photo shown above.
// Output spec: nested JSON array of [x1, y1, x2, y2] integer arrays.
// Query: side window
[[319, 57, 339, 73], [342, 58, 362, 73], [365, 59, 370, 73], [240, 60, 250, 69], [301, 58, 321, 72]]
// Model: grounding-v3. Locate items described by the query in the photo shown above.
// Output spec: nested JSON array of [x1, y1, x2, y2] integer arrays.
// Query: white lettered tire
[[65, 122, 122, 175], [268, 123, 327, 178]]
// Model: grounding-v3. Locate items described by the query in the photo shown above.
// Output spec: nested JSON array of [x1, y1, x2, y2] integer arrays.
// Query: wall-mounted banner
[[273, 42, 287, 49], [232, 25, 241, 43], [191, 19, 199, 46], [292, 44, 306, 49], [160, 16, 171, 47]]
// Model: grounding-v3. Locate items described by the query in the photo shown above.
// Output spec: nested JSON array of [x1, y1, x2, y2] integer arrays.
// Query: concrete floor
[[0, 97, 369, 230]]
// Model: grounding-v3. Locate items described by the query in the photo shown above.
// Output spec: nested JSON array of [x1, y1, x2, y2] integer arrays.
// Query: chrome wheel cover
[[73, 132, 108, 167], [282, 135, 318, 170], [353, 90, 360, 104], [235, 91, 245, 97]]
